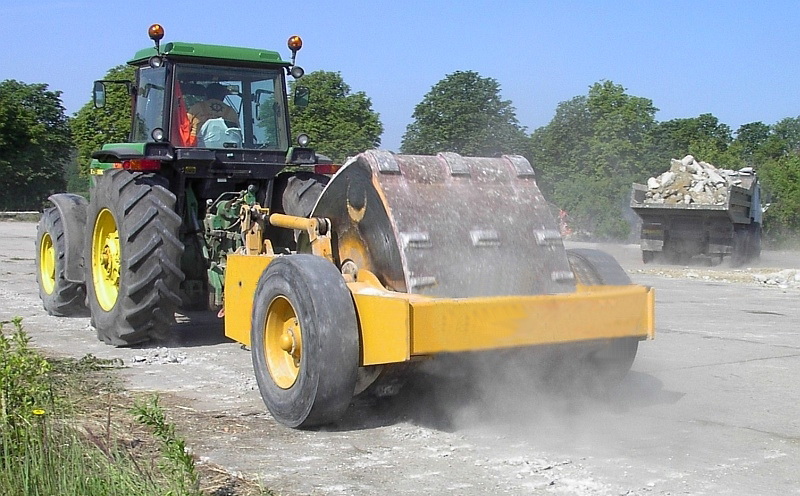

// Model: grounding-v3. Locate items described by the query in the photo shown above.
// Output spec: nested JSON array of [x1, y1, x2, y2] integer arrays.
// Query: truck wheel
[[251, 255, 358, 428], [85, 170, 184, 346], [564, 249, 639, 393], [748, 223, 762, 260], [35, 207, 87, 316], [730, 227, 748, 267]]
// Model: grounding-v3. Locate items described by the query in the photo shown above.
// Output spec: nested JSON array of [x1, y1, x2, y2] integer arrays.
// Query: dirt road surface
[[2, 221, 799, 495]]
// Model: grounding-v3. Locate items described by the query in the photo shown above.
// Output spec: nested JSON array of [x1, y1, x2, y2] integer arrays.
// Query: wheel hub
[[92, 209, 121, 311], [39, 232, 56, 294], [265, 296, 303, 389]]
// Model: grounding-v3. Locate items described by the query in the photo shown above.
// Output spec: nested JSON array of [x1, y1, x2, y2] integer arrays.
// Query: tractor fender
[[47, 193, 88, 283]]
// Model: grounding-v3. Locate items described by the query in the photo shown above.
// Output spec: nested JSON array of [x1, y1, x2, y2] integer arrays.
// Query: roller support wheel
[[564, 249, 639, 393], [251, 255, 359, 428], [35, 207, 88, 316], [85, 170, 184, 346]]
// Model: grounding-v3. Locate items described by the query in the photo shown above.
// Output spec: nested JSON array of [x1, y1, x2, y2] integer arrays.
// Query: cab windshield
[[171, 64, 289, 150]]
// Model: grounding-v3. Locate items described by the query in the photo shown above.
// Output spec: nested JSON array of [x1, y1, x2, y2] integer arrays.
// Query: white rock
[[660, 171, 676, 187], [680, 155, 695, 166], [647, 177, 660, 189], [690, 181, 706, 193]]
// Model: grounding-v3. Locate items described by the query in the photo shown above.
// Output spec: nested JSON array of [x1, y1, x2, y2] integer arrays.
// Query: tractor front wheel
[[35, 207, 87, 316], [85, 170, 184, 346], [251, 255, 359, 428]]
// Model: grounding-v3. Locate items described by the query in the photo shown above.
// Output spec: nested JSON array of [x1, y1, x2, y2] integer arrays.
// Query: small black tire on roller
[[85, 169, 184, 346], [35, 207, 88, 316], [251, 255, 359, 428], [564, 249, 639, 392]]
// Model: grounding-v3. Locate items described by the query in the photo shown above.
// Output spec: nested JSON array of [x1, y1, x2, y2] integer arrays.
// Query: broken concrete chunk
[[639, 157, 745, 206]]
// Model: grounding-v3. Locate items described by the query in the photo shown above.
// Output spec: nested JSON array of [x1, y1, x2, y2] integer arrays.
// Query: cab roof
[[129, 42, 291, 66]]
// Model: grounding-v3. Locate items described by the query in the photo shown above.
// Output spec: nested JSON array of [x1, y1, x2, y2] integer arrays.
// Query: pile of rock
[[131, 347, 189, 365], [643, 155, 748, 205], [753, 269, 800, 290]]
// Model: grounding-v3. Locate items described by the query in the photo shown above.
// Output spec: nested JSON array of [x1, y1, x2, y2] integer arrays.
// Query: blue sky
[[2, 1, 800, 151]]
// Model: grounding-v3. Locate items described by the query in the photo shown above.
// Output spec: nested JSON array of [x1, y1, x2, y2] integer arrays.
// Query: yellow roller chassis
[[224, 253, 654, 366]]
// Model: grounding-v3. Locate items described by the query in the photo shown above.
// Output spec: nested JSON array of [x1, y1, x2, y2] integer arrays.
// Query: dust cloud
[[362, 344, 664, 460]]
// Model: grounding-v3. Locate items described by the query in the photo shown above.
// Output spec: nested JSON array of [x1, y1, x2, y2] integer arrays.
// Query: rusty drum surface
[[311, 150, 575, 298]]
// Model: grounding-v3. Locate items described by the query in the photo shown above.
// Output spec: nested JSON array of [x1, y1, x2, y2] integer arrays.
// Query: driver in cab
[[186, 83, 239, 145]]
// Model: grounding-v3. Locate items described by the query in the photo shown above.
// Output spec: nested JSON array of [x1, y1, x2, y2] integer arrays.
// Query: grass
[[0, 317, 270, 496]]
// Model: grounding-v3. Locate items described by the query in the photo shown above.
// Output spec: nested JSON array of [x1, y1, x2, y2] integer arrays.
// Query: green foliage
[[759, 155, 800, 235], [289, 71, 383, 162], [586, 81, 658, 178], [70, 65, 135, 176], [132, 396, 199, 494], [0, 317, 51, 437], [530, 81, 657, 239], [0, 80, 71, 210], [401, 70, 528, 156], [650, 113, 737, 169], [553, 176, 633, 240], [0, 319, 227, 496]]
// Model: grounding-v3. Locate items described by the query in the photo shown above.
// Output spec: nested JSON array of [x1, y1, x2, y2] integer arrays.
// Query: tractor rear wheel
[[35, 207, 87, 316], [563, 249, 639, 393], [85, 170, 184, 346], [282, 172, 329, 218], [251, 255, 359, 428]]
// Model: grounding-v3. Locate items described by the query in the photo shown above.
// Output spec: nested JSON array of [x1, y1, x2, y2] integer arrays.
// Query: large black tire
[[563, 249, 639, 393], [251, 255, 359, 428], [282, 172, 329, 218], [730, 226, 749, 267], [748, 223, 762, 260], [35, 207, 88, 316], [85, 170, 184, 346]]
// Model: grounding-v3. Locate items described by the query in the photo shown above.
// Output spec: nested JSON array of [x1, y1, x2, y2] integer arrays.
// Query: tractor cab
[[131, 60, 290, 151], [92, 25, 311, 167]]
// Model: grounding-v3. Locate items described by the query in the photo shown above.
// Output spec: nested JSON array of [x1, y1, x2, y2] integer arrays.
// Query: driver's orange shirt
[[186, 99, 239, 142]]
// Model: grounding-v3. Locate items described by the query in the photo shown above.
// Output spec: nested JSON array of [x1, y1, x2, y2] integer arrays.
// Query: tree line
[[1, 67, 798, 242]]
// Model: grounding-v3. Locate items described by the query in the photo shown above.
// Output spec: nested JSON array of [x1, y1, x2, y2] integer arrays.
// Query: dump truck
[[35, 25, 655, 428], [631, 156, 762, 266]]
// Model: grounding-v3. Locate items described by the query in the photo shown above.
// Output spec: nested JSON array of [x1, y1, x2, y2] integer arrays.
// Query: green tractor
[[36, 25, 326, 345]]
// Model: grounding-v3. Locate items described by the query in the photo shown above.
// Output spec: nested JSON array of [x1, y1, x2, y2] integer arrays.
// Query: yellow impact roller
[[224, 150, 654, 428]]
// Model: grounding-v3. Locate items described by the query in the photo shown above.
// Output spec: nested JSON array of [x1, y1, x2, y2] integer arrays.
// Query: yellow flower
[[32, 409, 46, 415]]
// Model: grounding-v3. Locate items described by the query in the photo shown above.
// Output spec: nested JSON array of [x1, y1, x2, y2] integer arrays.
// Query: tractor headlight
[[149, 56, 164, 68], [297, 134, 310, 147], [151, 128, 165, 142], [290, 66, 305, 79]]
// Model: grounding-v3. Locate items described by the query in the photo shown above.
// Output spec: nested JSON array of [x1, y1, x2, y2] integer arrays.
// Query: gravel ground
[[3, 221, 800, 495]]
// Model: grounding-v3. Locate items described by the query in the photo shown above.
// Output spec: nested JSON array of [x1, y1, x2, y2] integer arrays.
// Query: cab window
[[131, 67, 167, 143], [172, 64, 288, 150]]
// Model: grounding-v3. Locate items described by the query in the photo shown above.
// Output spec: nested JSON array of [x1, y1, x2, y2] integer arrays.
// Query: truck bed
[[630, 183, 754, 225]]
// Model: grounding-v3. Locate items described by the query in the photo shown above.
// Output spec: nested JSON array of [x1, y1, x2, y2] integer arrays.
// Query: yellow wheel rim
[[39, 232, 56, 295], [92, 208, 120, 311], [265, 296, 303, 389]]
